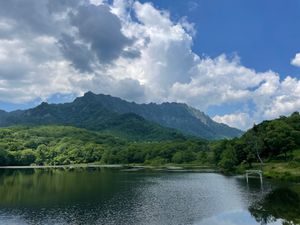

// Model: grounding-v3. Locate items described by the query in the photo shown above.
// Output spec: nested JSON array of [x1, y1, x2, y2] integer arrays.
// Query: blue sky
[[145, 0, 300, 119], [0, 0, 299, 130], [144, 0, 300, 77]]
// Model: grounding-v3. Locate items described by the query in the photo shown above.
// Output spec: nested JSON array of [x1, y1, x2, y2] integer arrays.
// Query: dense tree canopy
[[0, 125, 208, 166], [212, 112, 300, 171], [1, 112, 299, 168]]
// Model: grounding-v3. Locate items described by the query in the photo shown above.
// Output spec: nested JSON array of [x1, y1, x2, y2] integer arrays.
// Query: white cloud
[[0, 0, 299, 130], [261, 76, 300, 118], [0, 37, 77, 103], [213, 113, 252, 131], [89, 0, 105, 6], [291, 53, 300, 67]]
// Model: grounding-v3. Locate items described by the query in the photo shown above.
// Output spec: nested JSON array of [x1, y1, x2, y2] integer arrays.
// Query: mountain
[[0, 92, 243, 140], [0, 105, 182, 142], [74, 92, 243, 139]]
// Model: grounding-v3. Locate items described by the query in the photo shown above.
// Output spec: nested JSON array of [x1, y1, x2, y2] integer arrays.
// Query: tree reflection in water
[[249, 187, 300, 225]]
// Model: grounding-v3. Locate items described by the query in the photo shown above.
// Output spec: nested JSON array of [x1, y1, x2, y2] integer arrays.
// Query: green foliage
[[172, 150, 196, 164], [102, 113, 185, 141], [0, 149, 9, 165], [9, 149, 36, 166], [0, 125, 207, 166], [211, 112, 300, 171], [218, 144, 238, 171]]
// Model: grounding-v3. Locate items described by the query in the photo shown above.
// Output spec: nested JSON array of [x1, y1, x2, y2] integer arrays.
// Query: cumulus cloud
[[213, 113, 252, 131], [58, 34, 95, 72], [291, 53, 300, 67], [0, 0, 299, 130], [69, 4, 134, 64], [261, 76, 300, 118], [169, 55, 278, 108]]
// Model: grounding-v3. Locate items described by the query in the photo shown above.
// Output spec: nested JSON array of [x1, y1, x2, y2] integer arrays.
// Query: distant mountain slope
[[0, 92, 243, 140], [74, 92, 243, 139], [0, 103, 183, 142]]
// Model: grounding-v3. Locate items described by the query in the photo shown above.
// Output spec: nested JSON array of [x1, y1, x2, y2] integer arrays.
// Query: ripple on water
[[0, 169, 296, 225]]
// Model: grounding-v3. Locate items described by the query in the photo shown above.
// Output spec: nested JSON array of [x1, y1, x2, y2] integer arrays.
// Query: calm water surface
[[0, 168, 299, 225]]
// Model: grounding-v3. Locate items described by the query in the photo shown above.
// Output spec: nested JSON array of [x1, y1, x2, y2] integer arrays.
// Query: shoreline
[[0, 164, 218, 173], [1, 163, 299, 182], [0, 164, 123, 169]]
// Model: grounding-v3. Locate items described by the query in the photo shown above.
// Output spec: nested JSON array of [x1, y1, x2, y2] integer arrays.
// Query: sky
[[0, 0, 299, 130]]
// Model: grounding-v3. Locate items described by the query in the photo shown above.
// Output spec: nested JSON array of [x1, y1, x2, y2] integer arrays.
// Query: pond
[[0, 167, 299, 225]]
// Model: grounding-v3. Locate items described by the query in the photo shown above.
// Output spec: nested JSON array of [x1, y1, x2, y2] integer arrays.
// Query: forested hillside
[[212, 112, 300, 172], [0, 126, 209, 166]]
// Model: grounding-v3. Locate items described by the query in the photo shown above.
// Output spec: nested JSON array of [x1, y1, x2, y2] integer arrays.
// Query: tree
[[36, 144, 48, 165], [243, 130, 264, 167], [212, 140, 228, 165], [197, 151, 208, 163], [218, 144, 238, 171], [264, 121, 296, 160], [172, 151, 184, 164], [11, 149, 36, 166], [0, 149, 8, 166]]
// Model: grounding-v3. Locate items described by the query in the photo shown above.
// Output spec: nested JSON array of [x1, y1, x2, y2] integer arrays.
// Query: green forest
[[211, 112, 300, 180], [0, 125, 208, 166], [0, 112, 300, 180]]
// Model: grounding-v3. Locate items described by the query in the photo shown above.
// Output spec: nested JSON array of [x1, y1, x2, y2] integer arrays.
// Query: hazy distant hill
[[0, 92, 243, 140]]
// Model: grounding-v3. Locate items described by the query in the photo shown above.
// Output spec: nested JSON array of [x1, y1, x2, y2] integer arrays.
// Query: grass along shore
[[236, 149, 300, 182]]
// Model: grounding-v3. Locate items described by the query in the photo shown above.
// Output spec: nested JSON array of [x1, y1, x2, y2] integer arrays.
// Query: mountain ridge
[[75, 92, 243, 139], [0, 92, 243, 140]]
